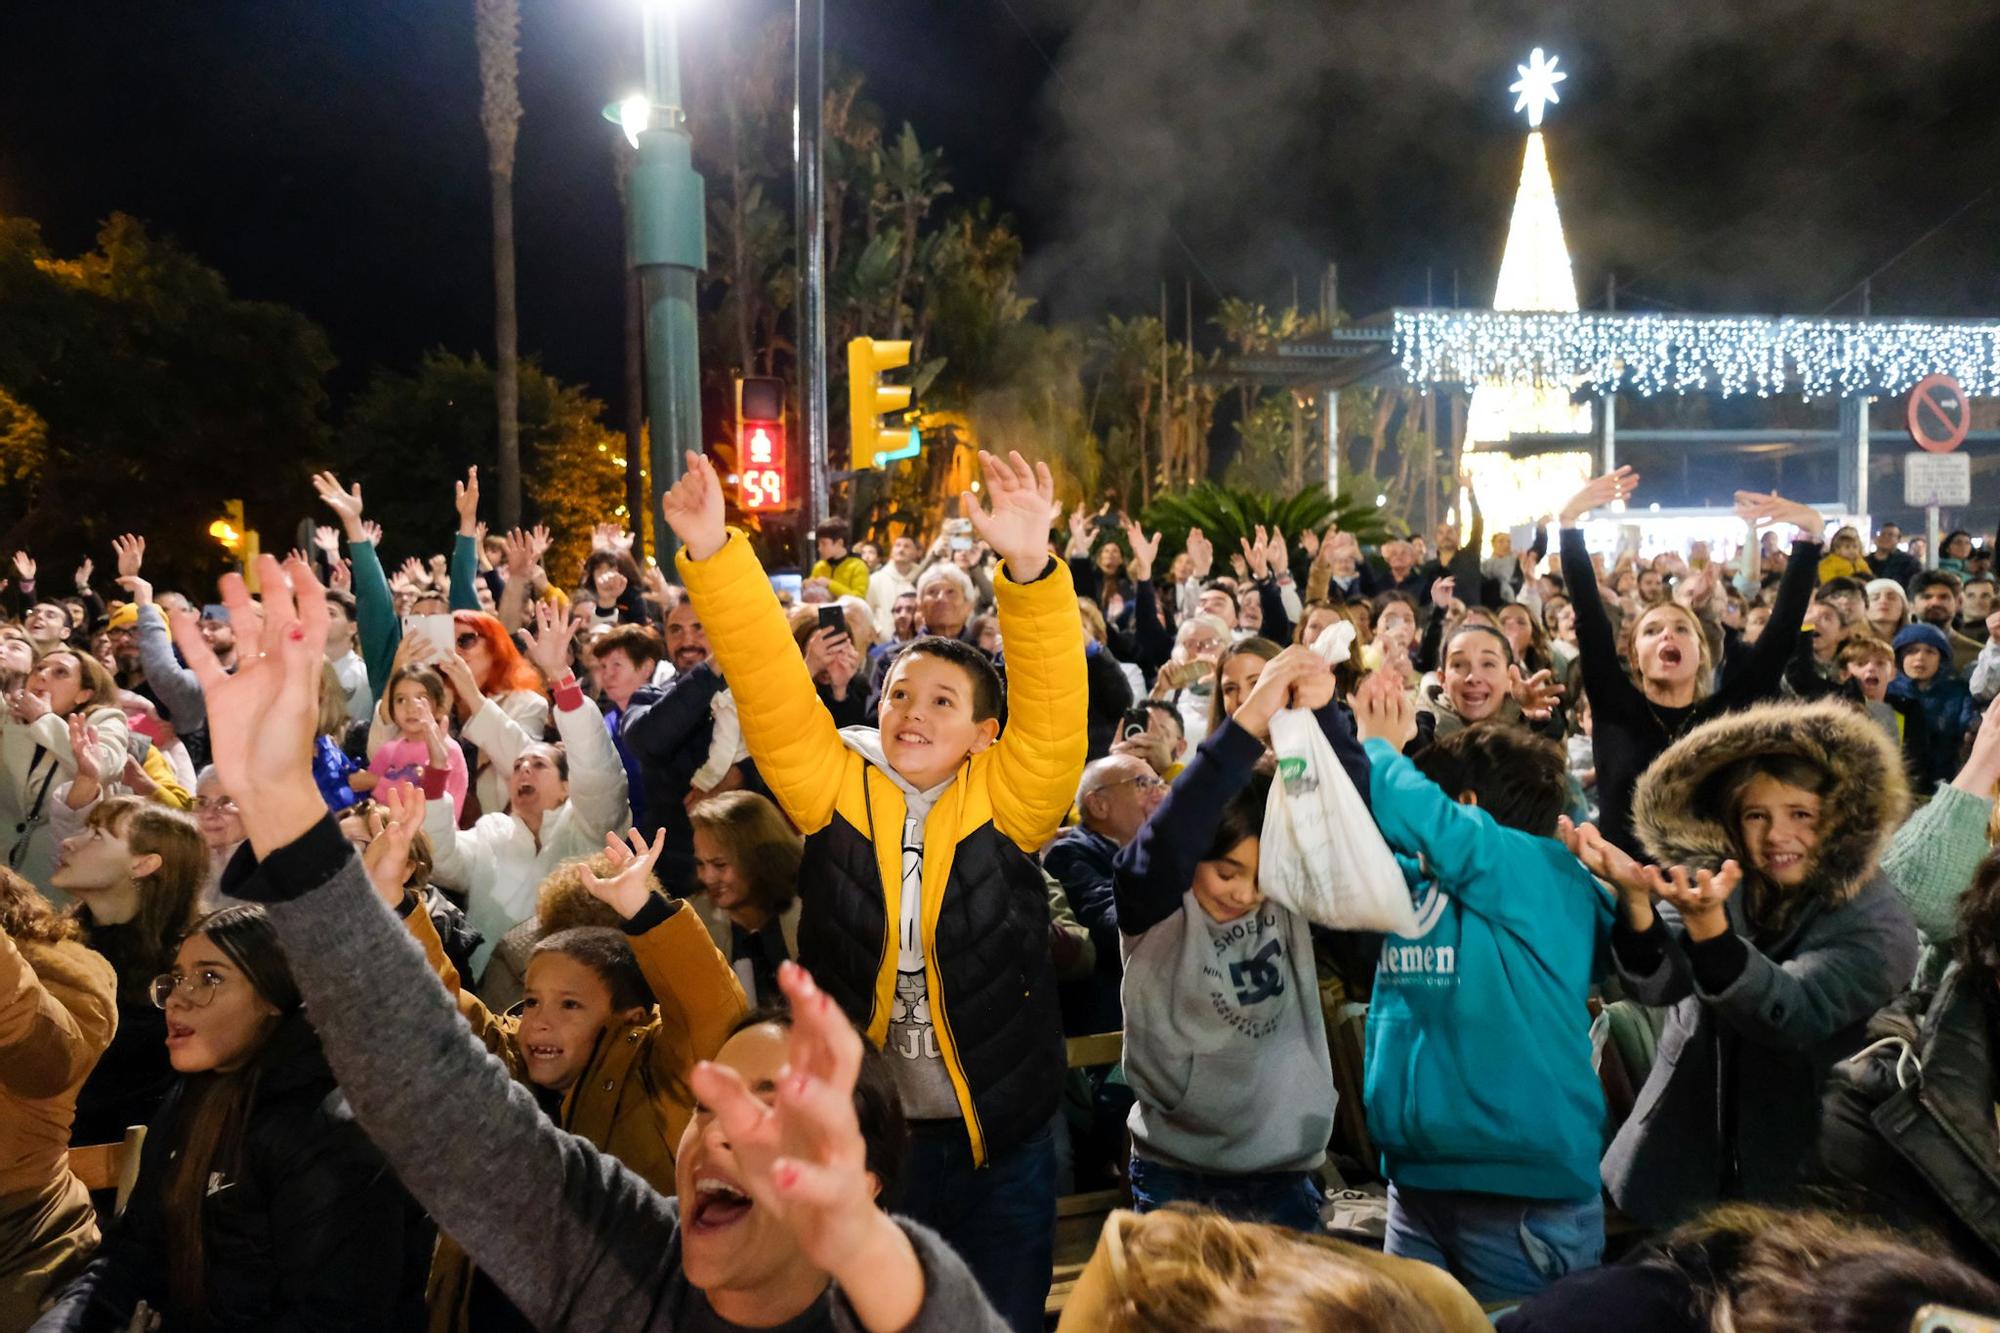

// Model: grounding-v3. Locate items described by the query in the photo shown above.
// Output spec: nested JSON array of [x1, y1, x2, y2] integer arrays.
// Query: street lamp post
[[615, 1, 707, 567]]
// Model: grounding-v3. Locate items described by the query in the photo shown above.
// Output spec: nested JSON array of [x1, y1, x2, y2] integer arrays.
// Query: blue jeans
[[1128, 1154, 1325, 1232], [898, 1120, 1057, 1333], [1383, 1184, 1603, 1303]]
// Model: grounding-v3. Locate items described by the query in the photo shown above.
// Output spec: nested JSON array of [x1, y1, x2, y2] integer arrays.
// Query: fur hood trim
[[1630, 699, 1910, 905]]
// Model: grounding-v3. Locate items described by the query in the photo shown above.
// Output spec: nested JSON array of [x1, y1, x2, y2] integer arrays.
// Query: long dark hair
[[163, 906, 299, 1318]]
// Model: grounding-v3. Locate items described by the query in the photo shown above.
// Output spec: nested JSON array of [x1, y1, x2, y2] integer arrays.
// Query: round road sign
[[1907, 373, 1971, 453]]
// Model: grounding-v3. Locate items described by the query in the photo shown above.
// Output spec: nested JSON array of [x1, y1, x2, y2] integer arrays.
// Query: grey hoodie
[[836, 726, 960, 1120], [219, 818, 1004, 1333]]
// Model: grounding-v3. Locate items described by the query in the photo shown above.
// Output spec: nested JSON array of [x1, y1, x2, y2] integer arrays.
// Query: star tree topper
[[1509, 47, 1567, 128]]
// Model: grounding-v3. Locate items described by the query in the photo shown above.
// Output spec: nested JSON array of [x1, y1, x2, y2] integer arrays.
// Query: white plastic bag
[[1256, 621, 1420, 934]]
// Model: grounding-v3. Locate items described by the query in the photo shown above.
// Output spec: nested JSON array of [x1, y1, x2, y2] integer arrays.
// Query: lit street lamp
[[603, 0, 706, 566]]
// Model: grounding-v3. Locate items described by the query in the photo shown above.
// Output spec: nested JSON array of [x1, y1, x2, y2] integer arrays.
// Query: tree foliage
[[336, 351, 623, 586], [0, 213, 333, 586], [1140, 482, 1389, 562]]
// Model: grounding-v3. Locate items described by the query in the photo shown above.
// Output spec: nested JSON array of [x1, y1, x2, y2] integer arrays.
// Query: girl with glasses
[[38, 905, 430, 1330]]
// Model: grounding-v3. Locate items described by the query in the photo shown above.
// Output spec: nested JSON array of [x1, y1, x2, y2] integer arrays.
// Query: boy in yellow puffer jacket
[[665, 448, 1087, 1333]]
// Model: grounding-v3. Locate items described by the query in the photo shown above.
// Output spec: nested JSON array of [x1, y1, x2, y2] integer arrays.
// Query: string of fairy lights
[[1394, 308, 2000, 401]]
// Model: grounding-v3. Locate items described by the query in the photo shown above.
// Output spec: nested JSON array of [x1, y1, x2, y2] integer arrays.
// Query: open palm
[[170, 556, 332, 855], [963, 450, 1054, 578]]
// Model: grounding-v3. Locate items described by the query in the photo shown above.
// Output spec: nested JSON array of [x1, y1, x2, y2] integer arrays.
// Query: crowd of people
[[4, 451, 2000, 1331]]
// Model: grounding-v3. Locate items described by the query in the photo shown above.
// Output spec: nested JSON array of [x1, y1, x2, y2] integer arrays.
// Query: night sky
[[7, 0, 2000, 426]]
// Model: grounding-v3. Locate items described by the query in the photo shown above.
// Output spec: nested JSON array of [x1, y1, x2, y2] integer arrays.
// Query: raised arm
[[449, 468, 483, 612], [1721, 491, 1825, 700], [1557, 470, 1644, 709], [964, 453, 1089, 850]]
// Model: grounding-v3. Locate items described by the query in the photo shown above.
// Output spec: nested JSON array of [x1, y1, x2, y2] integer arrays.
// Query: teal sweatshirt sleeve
[[1880, 782, 1992, 944], [1364, 737, 1596, 936], [348, 539, 403, 702], [449, 534, 480, 613]]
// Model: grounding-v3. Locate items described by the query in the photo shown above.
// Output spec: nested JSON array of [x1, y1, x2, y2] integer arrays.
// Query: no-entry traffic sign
[[1908, 373, 1971, 453]]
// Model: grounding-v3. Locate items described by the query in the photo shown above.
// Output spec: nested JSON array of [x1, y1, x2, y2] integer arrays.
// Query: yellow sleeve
[[630, 899, 748, 1087], [986, 557, 1090, 851], [142, 748, 192, 810], [677, 530, 847, 834]]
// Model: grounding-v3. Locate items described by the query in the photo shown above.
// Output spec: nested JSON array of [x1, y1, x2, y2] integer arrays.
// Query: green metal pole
[[630, 3, 706, 567]]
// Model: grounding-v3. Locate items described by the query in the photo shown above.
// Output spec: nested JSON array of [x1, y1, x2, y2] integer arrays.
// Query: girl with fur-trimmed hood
[[1565, 700, 1921, 1230]]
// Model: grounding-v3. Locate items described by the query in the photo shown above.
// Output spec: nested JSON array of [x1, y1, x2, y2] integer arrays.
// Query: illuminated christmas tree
[[1466, 49, 1594, 445]]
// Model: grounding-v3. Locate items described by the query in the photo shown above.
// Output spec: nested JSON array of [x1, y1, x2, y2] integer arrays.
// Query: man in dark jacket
[[1044, 754, 1166, 1035], [620, 602, 765, 891], [1871, 522, 1922, 590]]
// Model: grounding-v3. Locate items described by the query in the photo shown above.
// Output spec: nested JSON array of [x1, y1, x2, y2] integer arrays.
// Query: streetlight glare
[[618, 93, 651, 149]]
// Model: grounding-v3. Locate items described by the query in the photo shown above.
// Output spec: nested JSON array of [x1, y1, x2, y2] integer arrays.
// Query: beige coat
[[0, 930, 118, 1327]]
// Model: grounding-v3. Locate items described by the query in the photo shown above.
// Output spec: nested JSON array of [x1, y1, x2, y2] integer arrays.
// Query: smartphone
[[950, 536, 973, 552], [1120, 706, 1152, 741], [816, 604, 851, 643], [401, 614, 455, 662]]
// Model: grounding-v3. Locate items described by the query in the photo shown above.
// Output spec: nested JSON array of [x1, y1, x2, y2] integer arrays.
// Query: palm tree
[[874, 124, 951, 340], [476, 0, 524, 527]]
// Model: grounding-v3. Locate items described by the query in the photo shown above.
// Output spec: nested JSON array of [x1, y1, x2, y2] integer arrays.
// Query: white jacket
[[425, 695, 631, 976], [0, 708, 128, 893]]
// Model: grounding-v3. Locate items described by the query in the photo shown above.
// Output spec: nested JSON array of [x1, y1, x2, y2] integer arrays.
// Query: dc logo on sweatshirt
[[1229, 939, 1286, 1006]]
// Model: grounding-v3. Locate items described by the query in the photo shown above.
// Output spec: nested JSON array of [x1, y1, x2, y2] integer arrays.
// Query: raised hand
[[1429, 576, 1456, 610], [1123, 520, 1162, 583], [1239, 526, 1271, 580], [361, 780, 427, 908], [1559, 467, 1639, 526], [74, 557, 93, 590], [11, 552, 34, 583], [1351, 670, 1417, 749], [1734, 490, 1823, 539], [1643, 861, 1742, 941], [521, 602, 572, 682], [962, 450, 1055, 579], [1299, 526, 1321, 558], [687, 961, 921, 1324], [312, 525, 340, 556], [578, 828, 668, 920], [1508, 665, 1565, 721], [1260, 525, 1288, 576], [454, 466, 481, 537], [528, 524, 552, 563], [113, 534, 145, 580], [660, 449, 728, 561], [67, 712, 102, 791], [397, 557, 428, 590], [360, 519, 384, 547], [328, 558, 352, 593], [168, 555, 331, 856], [312, 472, 367, 542], [1065, 503, 1091, 558], [1184, 527, 1213, 579], [437, 653, 485, 712]]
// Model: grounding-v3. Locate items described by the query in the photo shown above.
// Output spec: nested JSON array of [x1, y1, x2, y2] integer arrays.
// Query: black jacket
[[1815, 965, 2000, 1270], [1044, 824, 1124, 1035], [37, 1014, 431, 1332], [620, 661, 767, 891]]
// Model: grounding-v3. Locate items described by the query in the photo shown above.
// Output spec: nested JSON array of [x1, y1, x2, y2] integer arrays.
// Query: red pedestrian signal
[[739, 418, 789, 512]]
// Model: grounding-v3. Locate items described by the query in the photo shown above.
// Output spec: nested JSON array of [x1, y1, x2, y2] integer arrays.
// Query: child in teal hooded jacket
[[1352, 673, 1613, 1303]]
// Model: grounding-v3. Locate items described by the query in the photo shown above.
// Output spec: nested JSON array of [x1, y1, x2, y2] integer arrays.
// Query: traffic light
[[209, 500, 248, 554], [736, 376, 791, 513], [847, 337, 914, 468]]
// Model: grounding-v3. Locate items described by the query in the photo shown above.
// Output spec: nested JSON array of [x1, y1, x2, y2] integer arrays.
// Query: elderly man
[[866, 562, 990, 702], [1044, 754, 1168, 1035], [1363, 538, 1427, 600]]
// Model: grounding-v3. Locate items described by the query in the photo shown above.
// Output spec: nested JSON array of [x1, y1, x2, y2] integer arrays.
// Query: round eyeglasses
[[150, 968, 228, 1010]]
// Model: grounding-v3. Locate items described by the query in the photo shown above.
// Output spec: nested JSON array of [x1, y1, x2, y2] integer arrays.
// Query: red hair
[[454, 611, 544, 695]]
